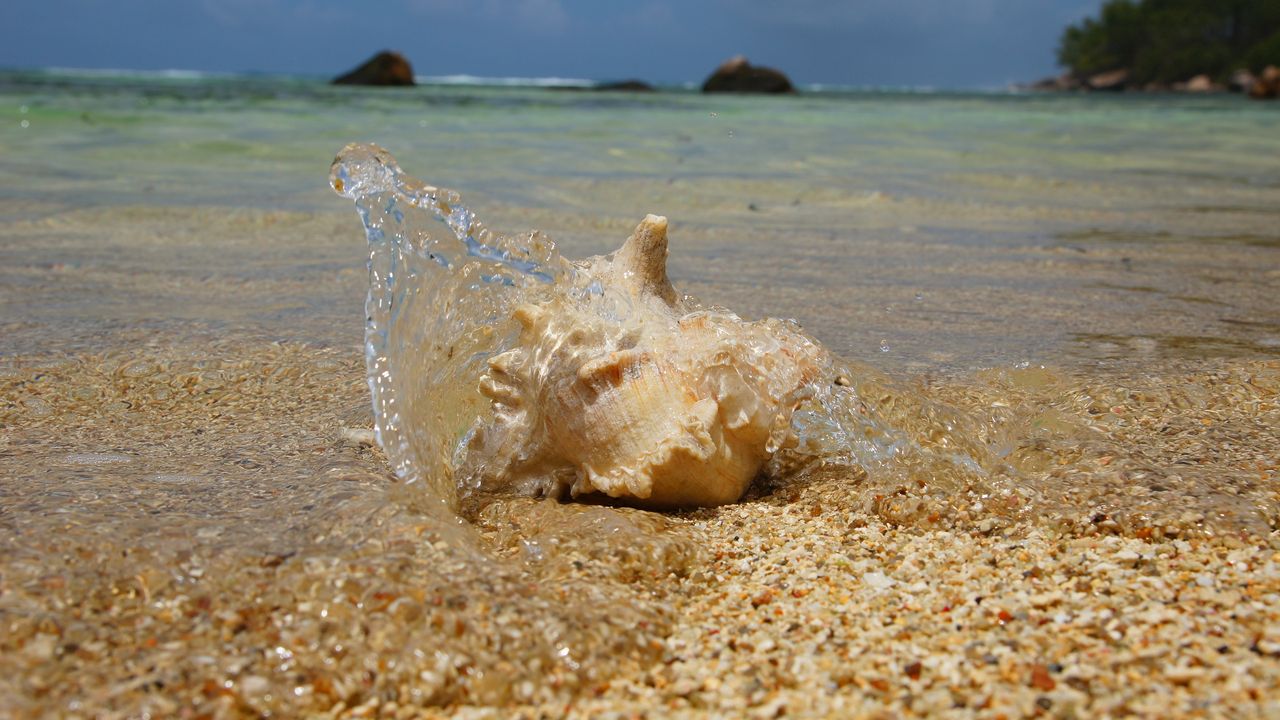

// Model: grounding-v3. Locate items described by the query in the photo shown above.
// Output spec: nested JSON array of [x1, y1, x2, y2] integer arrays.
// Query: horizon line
[[2, 64, 1035, 93]]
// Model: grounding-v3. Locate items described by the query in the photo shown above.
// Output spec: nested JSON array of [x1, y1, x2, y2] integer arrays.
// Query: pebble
[[863, 571, 895, 590]]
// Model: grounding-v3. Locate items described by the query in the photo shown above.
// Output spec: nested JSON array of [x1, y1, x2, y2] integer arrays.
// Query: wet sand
[[2, 203, 1278, 717]]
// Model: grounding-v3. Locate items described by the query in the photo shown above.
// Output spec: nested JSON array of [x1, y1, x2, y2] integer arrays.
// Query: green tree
[[1058, 0, 1145, 78], [1246, 28, 1280, 67], [1057, 0, 1280, 84]]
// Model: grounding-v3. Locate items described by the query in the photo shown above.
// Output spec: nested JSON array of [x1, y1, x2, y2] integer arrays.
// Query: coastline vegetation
[[1058, 0, 1280, 85]]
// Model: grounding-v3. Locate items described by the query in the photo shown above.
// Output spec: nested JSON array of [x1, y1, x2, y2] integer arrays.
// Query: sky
[[2, 0, 1105, 88]]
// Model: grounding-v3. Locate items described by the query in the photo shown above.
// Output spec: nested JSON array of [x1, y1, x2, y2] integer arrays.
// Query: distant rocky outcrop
[[1176, 74, 1218, 92], [547, 79, 656, 93], [594, 79, 655, 92], [1249, 65, 1280, 99], [701, 56, 795, 94], [1027, 64, 1275, 95], [1028, 73, 1081, 91], [1086, 68, 1131, 91], [1229, 69, 1257, 93], [332, 51, 415, 87]]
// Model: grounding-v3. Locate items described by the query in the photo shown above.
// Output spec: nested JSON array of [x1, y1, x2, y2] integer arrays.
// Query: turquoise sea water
[[3, 68, 1278, 368], [1, 69, 1278, 715]]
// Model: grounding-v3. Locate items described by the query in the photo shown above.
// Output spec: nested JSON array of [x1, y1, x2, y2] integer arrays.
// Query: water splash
[[329, 143, 1273, 538], [328, 143, 938, 511], [325, 143, 1027, 519], [330, 143, 574, 509]]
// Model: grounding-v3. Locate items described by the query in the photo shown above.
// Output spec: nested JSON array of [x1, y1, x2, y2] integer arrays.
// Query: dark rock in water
[[1228, 69, 1256, 93], [1249, 66, 1280, 100], [333, 51, 415, 87], [595, 79, 655, 92], [1028, 73, 1081, 91], [701, 56, 795, 94], [1175, 74, 1219, 93], [547, 80, 654, 93], [1086, 69, 1130, 91]]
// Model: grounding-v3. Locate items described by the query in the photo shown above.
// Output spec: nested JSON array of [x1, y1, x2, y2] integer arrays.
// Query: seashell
[[460, 214, 827, 508]]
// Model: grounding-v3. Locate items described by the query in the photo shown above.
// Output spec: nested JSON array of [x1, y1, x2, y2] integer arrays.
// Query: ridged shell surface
[[461, 214, 826, 508]]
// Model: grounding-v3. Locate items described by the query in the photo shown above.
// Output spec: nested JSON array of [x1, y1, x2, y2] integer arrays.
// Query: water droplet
[[20, 119, 29, 129], [20, 105, 29, 114], [727, 130, 735, 138], [879, 340, 890, 353], [419, 119, 428, 128]]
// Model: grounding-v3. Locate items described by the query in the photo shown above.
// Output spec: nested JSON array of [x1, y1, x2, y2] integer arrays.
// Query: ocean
[[1, 68, 1277, 715]]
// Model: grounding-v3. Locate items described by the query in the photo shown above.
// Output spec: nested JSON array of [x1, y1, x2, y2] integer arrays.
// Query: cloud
[[202, 0, 270, 27], [509, 0, 570, 33], [406, 0, 466, 13], [201, 0, 347, 28], [407, 0, 570, 35], [626, 2, 678, 31], [710, 0, 1076, 33]]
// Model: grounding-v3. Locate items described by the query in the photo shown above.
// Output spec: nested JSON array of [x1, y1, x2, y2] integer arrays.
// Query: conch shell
[[461, 214, 826, 508]]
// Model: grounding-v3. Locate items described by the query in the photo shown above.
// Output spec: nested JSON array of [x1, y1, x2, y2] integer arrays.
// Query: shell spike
[[614, 214, 677, 306]]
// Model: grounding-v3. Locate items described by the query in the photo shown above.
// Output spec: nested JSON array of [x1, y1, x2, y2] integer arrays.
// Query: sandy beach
[[2, 201, 1277, 718], [4, 341, 1278, 717], [5, 335, 1277, 717]]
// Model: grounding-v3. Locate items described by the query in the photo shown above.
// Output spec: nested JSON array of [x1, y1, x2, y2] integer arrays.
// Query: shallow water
[[1, 70, 1278, 715]]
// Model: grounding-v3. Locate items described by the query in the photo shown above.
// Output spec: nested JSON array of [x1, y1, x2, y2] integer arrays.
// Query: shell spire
[[613, 214, 678, 306]]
